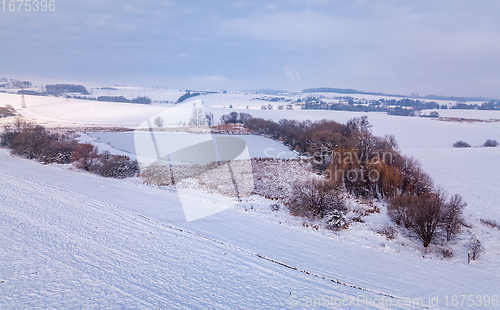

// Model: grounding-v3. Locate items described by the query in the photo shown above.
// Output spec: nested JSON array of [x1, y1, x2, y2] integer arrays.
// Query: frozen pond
[[86, 132, 297, 161]]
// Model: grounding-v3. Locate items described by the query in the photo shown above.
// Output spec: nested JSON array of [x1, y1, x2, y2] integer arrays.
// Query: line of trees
[[220, 112, 253, 125], [46, 84, 89, 95], [96, 96, 152, 104], [303, 97, 441, 115], [177, 91, 200, 103], [0, 119, 138, 178], [452, 100, 500, 110]]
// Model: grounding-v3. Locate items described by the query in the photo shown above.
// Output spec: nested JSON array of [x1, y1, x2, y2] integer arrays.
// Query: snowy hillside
[[1, 149, 499, 309]]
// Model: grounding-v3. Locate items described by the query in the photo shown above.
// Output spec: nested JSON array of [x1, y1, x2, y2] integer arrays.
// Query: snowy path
[[1, 149, 499, 308]]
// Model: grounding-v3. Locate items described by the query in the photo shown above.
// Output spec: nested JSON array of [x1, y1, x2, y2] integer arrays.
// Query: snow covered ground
[[1, 91, 500, 308], [2, 90, 498, 222], [1, 149, 499, 309]]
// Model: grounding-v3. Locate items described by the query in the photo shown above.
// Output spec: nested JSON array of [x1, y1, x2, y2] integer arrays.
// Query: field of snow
[[2, 149, 500, 309], [88, 86, 184, 103], [421, 108, 500, 120], [0, 92, 168, 126], [2, 91, 500, 308], [2, 90, 499, 221]]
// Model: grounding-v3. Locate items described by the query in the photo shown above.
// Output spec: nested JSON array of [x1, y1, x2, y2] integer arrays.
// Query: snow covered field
[[2, 89, 499, 221], [1, 91, 500, 308], [2, 90, 499, 221], [2, 149, 499, 309]]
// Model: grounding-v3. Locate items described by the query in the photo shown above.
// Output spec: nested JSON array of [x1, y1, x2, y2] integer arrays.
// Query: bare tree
[[467, 235, 482, 260], [389, 191, 466, 247], [189, 107, 207, 126], [410, 192, 443, 247], [70, 143, 99, 171], [288, 177, 345, 219], [205, 112, 214, 126], [441, 194, 466, 242], [154, 116, 164, 128]]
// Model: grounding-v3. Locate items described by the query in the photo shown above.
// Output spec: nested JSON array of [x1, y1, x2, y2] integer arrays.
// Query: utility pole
[[21, 86, 26, 108]]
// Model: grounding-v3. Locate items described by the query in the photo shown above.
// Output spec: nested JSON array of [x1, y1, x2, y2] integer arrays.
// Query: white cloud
[[283, 65, 301, 82]]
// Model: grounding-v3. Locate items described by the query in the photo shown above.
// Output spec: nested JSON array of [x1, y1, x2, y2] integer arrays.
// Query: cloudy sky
[[1, 0, 500, 97]]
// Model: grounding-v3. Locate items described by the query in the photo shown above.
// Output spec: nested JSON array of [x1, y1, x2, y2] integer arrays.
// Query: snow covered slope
[[1, 149, 499, 309], [0, 92, 167, 126]]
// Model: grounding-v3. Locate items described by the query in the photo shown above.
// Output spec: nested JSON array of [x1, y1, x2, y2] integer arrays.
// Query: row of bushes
[[453, 139, 498, 148], [0, 119, 138, 178], [0, 104, 15, 118]]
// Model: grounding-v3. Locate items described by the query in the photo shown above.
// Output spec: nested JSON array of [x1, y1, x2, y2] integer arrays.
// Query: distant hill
[[302, 87, 387, 96], [243, 89, 289, 95]]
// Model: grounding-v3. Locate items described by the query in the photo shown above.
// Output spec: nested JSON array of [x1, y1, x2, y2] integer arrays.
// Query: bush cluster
[[245, 116, 433, 200], [0, 119, 138, 178], [245, 115, 469, 248], [484, 139, 499, 147], [388, 192, 466, 247], [453, 140, 471, 148], [220, 112, 253, 125], [1, 119, 77, 164], [0, 105, 15, 118], [288, 177, 346, 220]]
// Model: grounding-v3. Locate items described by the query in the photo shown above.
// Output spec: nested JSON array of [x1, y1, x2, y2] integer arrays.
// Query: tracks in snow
[[1, 167, 414, 306]]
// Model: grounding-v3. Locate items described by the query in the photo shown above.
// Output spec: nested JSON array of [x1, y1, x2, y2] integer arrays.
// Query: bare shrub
[[269, 203, 281, 212], [453, 141, 471, 148], [10, 125, 50, 159], [141, 164, 173, 186], [387, 193, 419, 228], [351, 214, 364, 223], [484, 139, 499, 147], [389, 191, 466, 247], [70, 143, 100, 171], [288, 177, 345, 219], [467, 236, 482, 261], [326, 210, 348, 230], [439, 247, 453, 259], [0, 105, 15, 118], [440, 194, 466, 242], [411, 193, 443, 247], [480, 219, 500, 230], [98, 151, 139, 178], [40, 138, 78, 164], [154, 116, 164, 128], [1, 122, 138, 178], [375, 225, 398, 240]]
